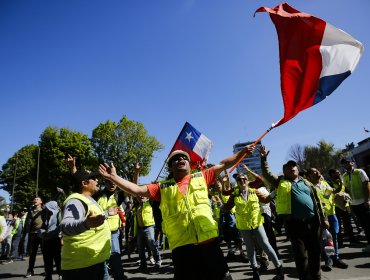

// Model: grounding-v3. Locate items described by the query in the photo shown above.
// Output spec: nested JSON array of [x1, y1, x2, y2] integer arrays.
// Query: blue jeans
[[240, 225, 281, 269], [109, 230, 125, 280], [137, 225, 161, 265]]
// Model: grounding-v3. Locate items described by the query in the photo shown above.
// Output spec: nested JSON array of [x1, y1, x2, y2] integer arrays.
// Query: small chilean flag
[[170, 122, 213, 169], [255, 3, 364, 127]]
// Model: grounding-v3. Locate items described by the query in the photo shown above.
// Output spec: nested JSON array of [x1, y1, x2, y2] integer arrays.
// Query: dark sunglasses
[[237, 177, 247, 182], [171, 154, 189, 162]]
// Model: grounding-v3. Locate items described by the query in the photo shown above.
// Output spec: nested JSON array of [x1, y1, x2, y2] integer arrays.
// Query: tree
[[0, 145, 39, 210], [303, 140, 344, 176], [288, 144, 305, 170], [38, 126, 96, 195], [91, 115, 164, 181]]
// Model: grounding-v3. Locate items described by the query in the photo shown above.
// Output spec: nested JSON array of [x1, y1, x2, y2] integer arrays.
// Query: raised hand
[[99, 162, 117, 179], [65, 154, 77, 174], [259, 145, 270, 157]]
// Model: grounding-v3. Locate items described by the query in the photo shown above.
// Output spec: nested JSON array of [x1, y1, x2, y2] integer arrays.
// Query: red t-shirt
[[147, 167, 216, 201]]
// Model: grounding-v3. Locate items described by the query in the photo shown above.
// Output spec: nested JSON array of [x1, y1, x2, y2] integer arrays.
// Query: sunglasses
[[88, 176, 98, 181], [237, 177, 247, 182], [171, 155, 189, 162]]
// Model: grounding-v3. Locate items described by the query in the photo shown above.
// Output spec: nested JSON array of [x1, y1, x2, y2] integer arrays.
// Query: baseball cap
[[284, 160, 297, 167], [283, 160, 297, 170], [167, 150, 190, 166], [73, 169, 100, 185]]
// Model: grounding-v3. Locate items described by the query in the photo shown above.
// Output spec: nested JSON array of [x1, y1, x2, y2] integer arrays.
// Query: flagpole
[[154, 122, 188, 182], [229, 126, 273, 173]]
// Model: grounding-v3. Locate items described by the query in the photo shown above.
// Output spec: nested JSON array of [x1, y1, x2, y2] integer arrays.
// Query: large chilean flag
[[255, 3, 364, 127]]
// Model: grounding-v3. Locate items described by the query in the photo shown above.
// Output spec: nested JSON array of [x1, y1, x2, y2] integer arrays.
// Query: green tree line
[[0, 115, 163, 211]]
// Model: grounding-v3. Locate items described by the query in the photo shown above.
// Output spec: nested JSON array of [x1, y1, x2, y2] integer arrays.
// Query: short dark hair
[[340, 158, 351, 165]]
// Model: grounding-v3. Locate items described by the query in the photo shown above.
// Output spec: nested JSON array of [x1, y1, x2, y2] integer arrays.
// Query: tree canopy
[[0, 116, 164, 209], [91, 115, 164, 181]]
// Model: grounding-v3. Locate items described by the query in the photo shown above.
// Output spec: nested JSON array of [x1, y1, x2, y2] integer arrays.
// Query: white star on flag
[[185, 131, 193, 142]]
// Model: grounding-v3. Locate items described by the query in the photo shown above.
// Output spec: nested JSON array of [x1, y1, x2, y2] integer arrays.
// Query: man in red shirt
[[99, 145, 254, 280]]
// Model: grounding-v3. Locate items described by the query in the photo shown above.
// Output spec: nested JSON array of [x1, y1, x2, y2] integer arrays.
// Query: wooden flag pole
[[229, 126, 274, 173]]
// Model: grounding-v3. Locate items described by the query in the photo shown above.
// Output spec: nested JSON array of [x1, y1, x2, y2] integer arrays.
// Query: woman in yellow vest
[[223, 172, 284, 280]]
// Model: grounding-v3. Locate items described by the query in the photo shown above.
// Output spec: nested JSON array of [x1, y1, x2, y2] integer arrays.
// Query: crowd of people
[[0, 145, 369, 280]]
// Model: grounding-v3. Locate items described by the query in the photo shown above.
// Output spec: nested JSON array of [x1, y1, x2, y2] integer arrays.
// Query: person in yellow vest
[[94, 180, 126, 280], [260, 145, 329, 280], [223, 172, 284, 280], [211, 173, 247, 263], [99, 146, 255, 280], [18, 208, 28, 261], [327, 168, 357, 247], [132, 196, 162, 269], [60, 169, 111, 280], [340, 158, 370, 253], [65, 154, 127, 280], [306, 168, 348, 271], [0, 212, 8, 254]]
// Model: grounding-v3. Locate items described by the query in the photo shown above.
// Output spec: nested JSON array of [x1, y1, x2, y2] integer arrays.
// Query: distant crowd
[[0, 145, 369, 280]]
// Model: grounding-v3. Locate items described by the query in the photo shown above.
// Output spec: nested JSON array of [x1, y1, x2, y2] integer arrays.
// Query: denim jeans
[[109, 230, 125, 280], [239, 225, 281, 269], [137, 225, 161, 265]]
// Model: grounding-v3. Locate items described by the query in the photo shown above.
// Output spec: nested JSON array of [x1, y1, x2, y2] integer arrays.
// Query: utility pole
[[36, 146, 40, 196], [10, 153, 18, 214]]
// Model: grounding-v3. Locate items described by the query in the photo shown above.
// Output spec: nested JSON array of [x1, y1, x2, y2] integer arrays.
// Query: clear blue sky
[[1, 0, 369, 203]]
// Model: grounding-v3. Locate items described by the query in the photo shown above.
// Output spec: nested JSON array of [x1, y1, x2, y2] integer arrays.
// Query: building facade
[[233, 141, 262, 176], [349, 137, 370, 177]]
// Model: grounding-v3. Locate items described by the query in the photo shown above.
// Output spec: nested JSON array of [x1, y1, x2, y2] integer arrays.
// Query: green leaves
[[91, 115, 164, 181], [0, 116, 164, 209]]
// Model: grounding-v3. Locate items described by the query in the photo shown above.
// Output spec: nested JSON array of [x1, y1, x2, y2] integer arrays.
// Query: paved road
[[1, 235, 369, 280]]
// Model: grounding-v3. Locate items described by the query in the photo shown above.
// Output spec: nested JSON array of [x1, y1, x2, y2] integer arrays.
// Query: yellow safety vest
[[97, 194, 121, 232], [133, 200, 155, 236], [343, 169, 366, 201], [159, 172, 218, 250], [233, 188, 264, 230], [11, 218, 20, 237], [61, 193, 111, 270], [276, 179, 292, 215], [0, 215, 4, 235], [314, 180, 335, 216]]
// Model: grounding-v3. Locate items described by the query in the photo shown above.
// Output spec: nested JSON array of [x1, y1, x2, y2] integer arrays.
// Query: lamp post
[[10, 153, 18, 214], [36, 146, 40, 196]]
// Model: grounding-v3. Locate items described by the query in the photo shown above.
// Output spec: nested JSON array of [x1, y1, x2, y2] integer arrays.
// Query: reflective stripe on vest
[[159, 172, 218, 250], [61, 193, 111, 270]]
